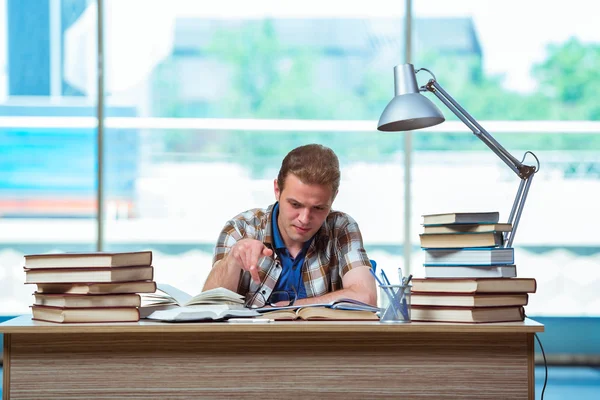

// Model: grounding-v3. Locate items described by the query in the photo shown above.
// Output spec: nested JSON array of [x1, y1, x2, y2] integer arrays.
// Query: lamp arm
[[423, 79, 539, 247]]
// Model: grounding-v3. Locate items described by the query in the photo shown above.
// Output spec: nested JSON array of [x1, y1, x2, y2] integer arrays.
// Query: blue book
[[423, 247, 514, 266]]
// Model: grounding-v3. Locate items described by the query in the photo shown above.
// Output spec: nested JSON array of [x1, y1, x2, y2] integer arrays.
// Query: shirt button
[[261, 290, 266, 295]]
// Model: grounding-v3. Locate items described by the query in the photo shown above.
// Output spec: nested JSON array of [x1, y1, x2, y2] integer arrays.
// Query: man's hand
[[227, 239, 273, 284]]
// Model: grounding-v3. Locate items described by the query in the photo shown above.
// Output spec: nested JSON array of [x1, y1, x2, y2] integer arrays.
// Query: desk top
[[0, 315, 544, 334]]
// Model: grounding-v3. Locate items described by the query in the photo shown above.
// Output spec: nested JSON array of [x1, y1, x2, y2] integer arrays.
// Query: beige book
[[35, 281, 157, 294], [25, 266, 154, 284], [34, 293, 141, 308], [31, 305, 140, 323], [25, 251, 152, 269]]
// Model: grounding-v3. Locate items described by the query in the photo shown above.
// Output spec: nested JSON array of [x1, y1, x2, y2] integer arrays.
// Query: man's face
[[274, 173, 334, 250]]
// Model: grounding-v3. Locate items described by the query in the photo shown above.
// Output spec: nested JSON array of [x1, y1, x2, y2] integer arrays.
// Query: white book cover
[[424, 265, 517, 278]]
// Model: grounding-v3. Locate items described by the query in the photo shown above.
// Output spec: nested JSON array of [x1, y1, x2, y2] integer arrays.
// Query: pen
[[228, 318, 274, 323], [380, 269, 392, 286], [369, 268, 386, 287]]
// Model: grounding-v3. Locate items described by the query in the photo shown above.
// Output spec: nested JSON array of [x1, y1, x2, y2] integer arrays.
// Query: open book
[[142, 284, 245, 306], [255, 298, 380, 313], [140, 284, 255, 321], [259, 307, 379, 321], [256, 298, 380, 321], [145, 304, 259, 322]]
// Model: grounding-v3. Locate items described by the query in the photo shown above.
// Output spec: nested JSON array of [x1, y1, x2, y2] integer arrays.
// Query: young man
[[203, 144, 376, 307]]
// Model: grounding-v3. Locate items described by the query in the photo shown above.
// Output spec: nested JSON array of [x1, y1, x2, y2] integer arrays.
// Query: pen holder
[[378, 284, 411, 323]]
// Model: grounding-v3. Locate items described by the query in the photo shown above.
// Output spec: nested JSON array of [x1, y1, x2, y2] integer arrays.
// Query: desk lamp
[[377, 63, 539, 247]]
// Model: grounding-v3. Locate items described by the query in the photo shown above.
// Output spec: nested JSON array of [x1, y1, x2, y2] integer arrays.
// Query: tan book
[[34, 293, 141, 308], [25, 266, 154, 284], [422, 212, 499, 226], [24, 251, 152, 269], [419, 232, 504, 248], [411, 278, 537, 294], [411, 306, 524, 323], [423, 223, 512, 234], [35, 281, 157, 294], [259, 307, 379, 321], [31, 305, 140, 323], [411, 293, 528, 308]]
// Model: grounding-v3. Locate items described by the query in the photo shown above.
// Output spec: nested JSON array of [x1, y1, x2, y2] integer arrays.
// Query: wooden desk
[[1, 315, 543, 399]]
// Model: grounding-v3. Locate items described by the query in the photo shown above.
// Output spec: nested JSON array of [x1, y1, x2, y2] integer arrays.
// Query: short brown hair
[[277, 144, 341, 195]]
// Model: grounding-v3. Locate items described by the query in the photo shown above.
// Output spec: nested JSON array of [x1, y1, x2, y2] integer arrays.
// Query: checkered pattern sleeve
[[211, 209, 264, 266], [335, 214, 371, 277]]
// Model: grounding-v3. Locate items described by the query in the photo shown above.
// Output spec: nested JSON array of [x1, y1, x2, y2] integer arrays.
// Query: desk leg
[[528, 333, 535, 400], [2, 334, 9, 400]]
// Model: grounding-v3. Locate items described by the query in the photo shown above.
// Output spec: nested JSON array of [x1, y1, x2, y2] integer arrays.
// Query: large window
[[0, 0, 97, 313], [1, 0, 599, 318]]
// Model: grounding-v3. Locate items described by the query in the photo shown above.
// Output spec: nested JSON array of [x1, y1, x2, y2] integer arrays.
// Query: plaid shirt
[[212, 203, 371, 307]]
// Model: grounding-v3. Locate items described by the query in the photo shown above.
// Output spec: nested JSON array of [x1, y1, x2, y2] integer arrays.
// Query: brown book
[[411, 278, 537, 294], [419, 232, 504, 248], [423, 223, 512, 234], [35, 281, 157, 294], [34, 293, 141, 308], [24, 251, 152, 269], [25, 266, 154, 284], [411, 306, 524, 323], [259, 307, 379, 321], [31, 305, 140, 323], [422, 212, 499, 226], [411, 293, 528, 308]]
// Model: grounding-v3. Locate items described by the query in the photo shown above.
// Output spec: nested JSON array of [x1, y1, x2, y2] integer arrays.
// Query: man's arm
[[203, 238, 273, 292], [292, 266, 377, 306], [202, 255, 241, 292]]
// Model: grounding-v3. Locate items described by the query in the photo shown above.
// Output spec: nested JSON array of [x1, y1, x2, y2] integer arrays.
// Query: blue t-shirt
[[271, 203, 312, 300]]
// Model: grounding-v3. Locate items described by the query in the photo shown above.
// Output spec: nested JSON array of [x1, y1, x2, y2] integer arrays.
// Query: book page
[[186, 287, 245, 306], [156, 284, 193, 306]]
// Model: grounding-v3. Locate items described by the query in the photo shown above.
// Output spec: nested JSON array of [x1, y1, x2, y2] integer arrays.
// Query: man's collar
[[271, 202, 286, 250]]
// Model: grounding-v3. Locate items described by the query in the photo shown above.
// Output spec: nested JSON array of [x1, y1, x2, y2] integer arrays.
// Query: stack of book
[[419, 211, 515, 279], [412, 211, 536, 323], [24, 251, 157, 323]]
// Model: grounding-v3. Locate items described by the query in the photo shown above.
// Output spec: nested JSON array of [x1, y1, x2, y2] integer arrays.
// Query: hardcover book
[[411, 293, 528, 308], [422, 212, 500, 226], [411, 305, 525, 323], [411, 278, 537, 294], [419, 232, 504, 249], [35, 280, 157, 295], [25, 251, 152, 269], [424, 247, 514, 266], [25, 266, 154, 284], [424, 265, 517, 278], [31, 305, 140, 323], [423, 223, 512, 234], [34, 293, 142, 308]]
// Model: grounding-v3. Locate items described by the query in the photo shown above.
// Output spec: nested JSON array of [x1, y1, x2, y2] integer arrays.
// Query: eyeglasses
[[245, 285, 297, 309]]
